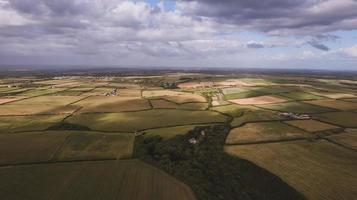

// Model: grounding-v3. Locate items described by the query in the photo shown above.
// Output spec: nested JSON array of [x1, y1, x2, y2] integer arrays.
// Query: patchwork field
[[0, 160, 195, 200], [2, 73, 357, 200]]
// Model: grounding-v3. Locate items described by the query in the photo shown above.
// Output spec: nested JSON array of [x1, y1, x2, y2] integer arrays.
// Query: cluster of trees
[[134, 125, 305, 200]]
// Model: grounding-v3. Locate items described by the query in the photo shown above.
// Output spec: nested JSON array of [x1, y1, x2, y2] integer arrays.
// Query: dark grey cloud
[[307, 40, 330, 51], [178, 0, 357, 34]]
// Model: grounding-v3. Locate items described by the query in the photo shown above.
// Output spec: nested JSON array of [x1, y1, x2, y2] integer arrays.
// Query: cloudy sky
[[0, 0, 357, 69]]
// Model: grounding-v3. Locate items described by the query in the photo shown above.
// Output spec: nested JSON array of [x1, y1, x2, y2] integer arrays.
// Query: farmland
[[0, 71, 357, 199]]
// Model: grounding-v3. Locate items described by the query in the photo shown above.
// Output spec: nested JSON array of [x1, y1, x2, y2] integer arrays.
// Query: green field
[[66, 109, 228, 132]]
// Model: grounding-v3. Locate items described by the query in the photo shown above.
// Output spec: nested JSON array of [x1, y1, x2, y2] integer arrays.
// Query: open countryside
[[0, 71, 357, 199]]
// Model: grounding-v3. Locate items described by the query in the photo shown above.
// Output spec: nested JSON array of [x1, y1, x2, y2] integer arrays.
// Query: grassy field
[[0, 131, 70, 165], [226, 121, 308, 144], [19, 88, 67, 96], [55, 132, 134, 161], [257, 101, 335, 113], [230, 108, 283, 127], [143, 125, 204, 139], [229, 95, 287, 105], [0, 104, 79, 115], [74, 96, 151, 113], [278, 91, 325, 100], [313, 111, 357, 128], [326, 130, 357, 150], [308, 90, 356, 99], [224, 90, 265, 100], [0, 160, 196, 200], [151, 99, 208, 110], [0, 131, 135, 165], [304, 99, 357, 110], [66, 109, 228, 132], [8, 95, 84, 105], [285, 119, 340, 132], [210, 104, 252, 117], [0, 114, 68, 133], [225, 140, 357, 200], [2, 74, 357, 200]]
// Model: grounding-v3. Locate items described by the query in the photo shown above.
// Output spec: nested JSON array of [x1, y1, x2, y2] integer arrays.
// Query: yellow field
[[285, 119, 340, 132], [225, 140, 357, 200]]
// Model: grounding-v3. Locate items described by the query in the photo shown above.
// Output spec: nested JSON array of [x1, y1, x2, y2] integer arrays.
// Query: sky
[[0, 0, 357, 70]]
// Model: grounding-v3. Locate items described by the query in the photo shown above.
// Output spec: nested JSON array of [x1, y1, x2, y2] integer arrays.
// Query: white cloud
[[343, 45, 357, 57]]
